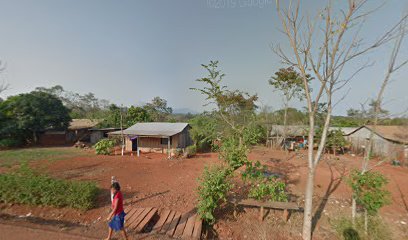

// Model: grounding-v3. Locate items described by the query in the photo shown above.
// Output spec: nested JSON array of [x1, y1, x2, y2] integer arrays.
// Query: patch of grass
[[331, 215, 393, 240], [0, 164, 99, 210], [0, 147, 90, 167]]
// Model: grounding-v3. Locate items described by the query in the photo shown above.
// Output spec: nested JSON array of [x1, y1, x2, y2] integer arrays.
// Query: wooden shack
[[109, 122, 192, 157]]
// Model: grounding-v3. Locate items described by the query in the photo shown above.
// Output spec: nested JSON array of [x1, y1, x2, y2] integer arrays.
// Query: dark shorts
[[108, 211, 126, 231]]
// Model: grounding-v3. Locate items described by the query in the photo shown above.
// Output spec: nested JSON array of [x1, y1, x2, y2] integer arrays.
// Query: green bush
[[242, 124, 267, 146], [243, 161, 288, 202], [0, 165, 99, 210], [197, 165, 232, 224], [248, 180, 288, 202], [332, 216, 393, 240], [185, 145, 197, 158], [94, 138, 116, 155], [0, 138, 24, 148], [220, 137, 249, 170], [348, 170, 390, 215]]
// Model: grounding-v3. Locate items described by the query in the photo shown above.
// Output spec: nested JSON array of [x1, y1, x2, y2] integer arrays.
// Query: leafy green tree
[[126, 106, 151, 126], [144, 96, 172, 122], [269, 67, 311, 140], [0, 91, 71, 144], [191, 60, 258, 146], [36, 85, 110, 119], [99, 104, 123, 128], [189, 113, 219, 151]]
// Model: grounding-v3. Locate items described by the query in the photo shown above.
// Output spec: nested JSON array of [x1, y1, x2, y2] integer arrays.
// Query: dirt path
[[0, 223, 97, 240]]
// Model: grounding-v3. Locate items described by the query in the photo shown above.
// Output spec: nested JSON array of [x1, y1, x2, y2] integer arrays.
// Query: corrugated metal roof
[[109, 122, 189, 137], [365, 125, 408, 144], [68, 119, 101, 130], [270, 125, 309, 136]]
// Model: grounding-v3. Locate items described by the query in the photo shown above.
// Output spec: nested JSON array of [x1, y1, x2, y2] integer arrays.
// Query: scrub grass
[[0, 147, 90, 167], [0, 164, 99, 210]]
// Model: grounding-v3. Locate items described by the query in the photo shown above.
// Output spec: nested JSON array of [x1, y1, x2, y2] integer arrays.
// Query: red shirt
[[112, 191, 124, 215]]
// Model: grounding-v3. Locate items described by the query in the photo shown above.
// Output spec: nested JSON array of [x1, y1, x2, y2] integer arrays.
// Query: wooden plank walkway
[[125, 207, 158, 233], [124, 207, 202, 239], [152, 209, 202, 239]]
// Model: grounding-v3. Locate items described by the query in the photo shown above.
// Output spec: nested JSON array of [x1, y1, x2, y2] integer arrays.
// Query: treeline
[[259, 105, 408, 127], [0, 85, 195, 147], [1, 84, 407, 148]]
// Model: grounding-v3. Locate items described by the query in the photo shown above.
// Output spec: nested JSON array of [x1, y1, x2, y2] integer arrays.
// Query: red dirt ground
[[1, 147, 407, 239]]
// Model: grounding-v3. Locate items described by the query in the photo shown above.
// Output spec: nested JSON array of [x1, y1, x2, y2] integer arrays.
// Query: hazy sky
[[0, 0, 407, 115]]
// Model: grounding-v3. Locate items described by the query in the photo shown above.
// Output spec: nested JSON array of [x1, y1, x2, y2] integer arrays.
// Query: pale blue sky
[[0, 0, 407, 115]]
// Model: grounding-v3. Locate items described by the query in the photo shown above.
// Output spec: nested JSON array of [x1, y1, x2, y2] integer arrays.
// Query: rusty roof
[[68, 119, 102, 130], [363, 125, 408, 144]]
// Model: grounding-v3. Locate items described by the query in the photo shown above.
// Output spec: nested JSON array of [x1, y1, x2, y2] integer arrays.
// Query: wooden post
[[137, 137, 140, 157], [259, 206, 264, 221], [167, 136, 171, 159], [283, 209, 289, 222]]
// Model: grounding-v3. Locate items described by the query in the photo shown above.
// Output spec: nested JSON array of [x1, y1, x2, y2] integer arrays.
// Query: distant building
[[109, 122, 192, 157], [344, 125, 408, 160], [39, 119, 101, 146], [89, 128, 121, 145]]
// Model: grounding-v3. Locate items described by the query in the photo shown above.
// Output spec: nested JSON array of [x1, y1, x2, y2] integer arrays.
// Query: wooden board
[[126, 208, 144, 228], [160, 211, 175, 234], [152, 209, 171, 233], [136, 208, 158, 232], [182, 214, 196, 239], [237, 199, 300, 210], [126, 207, 140, 220], [173, 212, 189, 237], [129, 207, 152, 229], [192, 216, 202, 239], [166, 212, 181, 236]]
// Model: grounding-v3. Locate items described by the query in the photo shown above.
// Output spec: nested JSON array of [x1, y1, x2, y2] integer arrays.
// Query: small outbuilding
[[109, 122, 192, 157], [345, 125, 408, 161], [89, 128, 121, 145], [39, 119, 101, 146]]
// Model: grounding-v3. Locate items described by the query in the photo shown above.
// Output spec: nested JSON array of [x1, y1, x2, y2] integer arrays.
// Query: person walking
[[105, 182, 128, 240]]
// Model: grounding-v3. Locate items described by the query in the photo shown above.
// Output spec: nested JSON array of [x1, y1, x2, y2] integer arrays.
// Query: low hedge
[[0, 166, 99, 210]]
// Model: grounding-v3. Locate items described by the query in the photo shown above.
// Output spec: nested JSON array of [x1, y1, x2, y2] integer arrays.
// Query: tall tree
[[144, 96, 173, 122], [127, 106, 151, 126], [352, 17, 407, 231], [191, 60, 258, 146], [269, 67, 309, 142], [274, 1, 407, 239], [0, 91, 71, 143]]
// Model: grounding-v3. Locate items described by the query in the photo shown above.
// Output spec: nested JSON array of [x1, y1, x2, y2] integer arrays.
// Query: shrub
[[0, 138, 24, 148], [332, 216, 393, 240], [94, 138, 116, 155], [243, 124, 267, 146], [0, 165, 99, 210], [248, 180, 288, 202], [348, 170, 390, 215], [220, 137, 249, 170], [174, 148, 183, 158], [197, 165, 232, 224], [243, 161, 288, 202], [185, 145, 197, 158]]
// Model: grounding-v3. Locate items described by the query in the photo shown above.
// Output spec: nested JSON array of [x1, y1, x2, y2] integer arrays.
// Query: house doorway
[[131, 137, 138, 151]]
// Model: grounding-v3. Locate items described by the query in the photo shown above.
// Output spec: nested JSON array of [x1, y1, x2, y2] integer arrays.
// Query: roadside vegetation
[[0, 147, 91, 167], [0, 164, 99, 210]]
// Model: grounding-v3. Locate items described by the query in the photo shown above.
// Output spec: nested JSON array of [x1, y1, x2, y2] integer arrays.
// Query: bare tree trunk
[[355, 15, 407, 224], [364, 208, 368, 234], [303, 167, 315, 240], [351, 197, 356, 225], [283, 99, 289, 146]]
